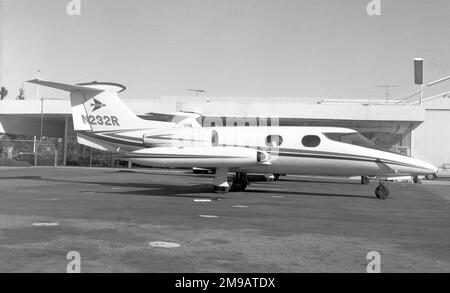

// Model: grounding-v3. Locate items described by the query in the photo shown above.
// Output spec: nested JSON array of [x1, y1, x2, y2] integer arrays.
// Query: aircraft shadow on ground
[[277, 178, 362, 185], [0, 176, 43, 180], [11, 176, 223, 200], [0, 175, 373, 200], [245, 188, 375, 200], [110, 170, 197, 177], [107, 170, 365, 186]]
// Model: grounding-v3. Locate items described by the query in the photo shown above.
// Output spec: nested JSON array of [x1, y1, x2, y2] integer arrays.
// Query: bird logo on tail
[[91, 98, 106, 112]]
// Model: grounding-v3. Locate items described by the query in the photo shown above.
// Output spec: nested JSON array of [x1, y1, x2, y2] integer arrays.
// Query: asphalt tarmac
[[0, 167, 448, 273]]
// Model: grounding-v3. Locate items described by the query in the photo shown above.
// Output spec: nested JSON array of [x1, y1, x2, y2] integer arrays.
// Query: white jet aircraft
[[28, 80, 437, 200]]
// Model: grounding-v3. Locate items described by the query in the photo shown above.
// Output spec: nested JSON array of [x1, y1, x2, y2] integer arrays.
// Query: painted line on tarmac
[[232, 205, 249, 209], [149, 242, 181, 248], [272, 196, 284, 199], [36, 198, 60, 201], [194, 199, 212, 203], [32, 223, 59, 227], [199, 215, 218, 218], [81, 191, 97, 195]]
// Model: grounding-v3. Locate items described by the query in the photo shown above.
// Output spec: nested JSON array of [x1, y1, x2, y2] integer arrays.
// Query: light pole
[[393, 58, 449, 105], [412, 58, 450, 105], [34, 69, 41, 167]]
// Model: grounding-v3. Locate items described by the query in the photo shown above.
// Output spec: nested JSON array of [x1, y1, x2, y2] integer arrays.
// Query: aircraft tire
[[375, 185, 389, 200], [425, 174, 436, 180], [229, 178, 248, 192]]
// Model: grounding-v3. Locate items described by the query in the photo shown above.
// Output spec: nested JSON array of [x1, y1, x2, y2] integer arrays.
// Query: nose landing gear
[[375, 182, 390, 200]]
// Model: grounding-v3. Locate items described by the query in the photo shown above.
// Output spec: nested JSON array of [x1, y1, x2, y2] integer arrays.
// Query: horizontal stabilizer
[[27, 79, 103, 94]]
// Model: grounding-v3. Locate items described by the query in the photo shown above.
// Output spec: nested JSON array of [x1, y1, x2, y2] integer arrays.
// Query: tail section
[[27, 80, 173, 132], [69, 82, 146, 132]]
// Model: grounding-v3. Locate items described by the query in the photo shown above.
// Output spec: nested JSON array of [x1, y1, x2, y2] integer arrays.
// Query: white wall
[[412, 109, 450, 167]]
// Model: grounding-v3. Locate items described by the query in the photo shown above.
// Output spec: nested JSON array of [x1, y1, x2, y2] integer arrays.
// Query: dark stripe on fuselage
[[78, 132, 423, 170], [274, 151, 421, 170]]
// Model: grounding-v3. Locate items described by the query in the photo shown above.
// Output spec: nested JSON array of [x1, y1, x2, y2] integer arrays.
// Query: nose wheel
[[375, 182, 390, 200]]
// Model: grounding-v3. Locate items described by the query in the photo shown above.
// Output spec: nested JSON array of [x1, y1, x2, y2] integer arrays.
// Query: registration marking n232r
[[82, 115, 120, 126]]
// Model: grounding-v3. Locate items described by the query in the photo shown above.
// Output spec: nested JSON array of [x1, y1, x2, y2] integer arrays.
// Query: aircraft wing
[[375, 159, 400, 175]]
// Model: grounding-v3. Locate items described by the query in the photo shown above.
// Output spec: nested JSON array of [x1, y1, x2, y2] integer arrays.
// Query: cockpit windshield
[[324, 132, 384, 150]]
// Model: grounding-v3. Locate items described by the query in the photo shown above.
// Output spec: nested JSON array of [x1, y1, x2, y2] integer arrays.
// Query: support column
[[54, 139, 58, 167], [33, 136, 37, 167], [89, 148, 93, 167], [63, 116, 68, 166]]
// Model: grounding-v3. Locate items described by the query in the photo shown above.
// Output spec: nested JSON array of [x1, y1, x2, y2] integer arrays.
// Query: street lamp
[[394, 59, 449, 105]]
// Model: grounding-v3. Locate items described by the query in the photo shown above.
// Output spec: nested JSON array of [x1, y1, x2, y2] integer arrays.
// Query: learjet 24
[[28, 80, 437, 200]]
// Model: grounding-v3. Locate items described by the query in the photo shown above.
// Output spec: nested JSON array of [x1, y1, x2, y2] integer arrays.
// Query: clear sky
[[0, 0, 449, 101]]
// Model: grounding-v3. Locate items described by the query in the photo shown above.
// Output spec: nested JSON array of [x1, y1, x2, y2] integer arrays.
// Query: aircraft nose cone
[[429, 164, 438, 174]]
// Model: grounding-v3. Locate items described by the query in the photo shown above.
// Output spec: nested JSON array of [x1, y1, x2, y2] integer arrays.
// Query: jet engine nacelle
[[125, 147, 271, 168]]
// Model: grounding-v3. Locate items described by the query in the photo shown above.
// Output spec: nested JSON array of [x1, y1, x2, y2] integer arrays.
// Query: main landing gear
[[361, 176, 370, 185], [228, 172, 249, 192], [213, 168, 248, 194], [375, 181, 390, 200]]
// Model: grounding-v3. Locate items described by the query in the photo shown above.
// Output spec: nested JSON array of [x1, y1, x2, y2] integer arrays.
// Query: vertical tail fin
[[27, 80, 172, 132]]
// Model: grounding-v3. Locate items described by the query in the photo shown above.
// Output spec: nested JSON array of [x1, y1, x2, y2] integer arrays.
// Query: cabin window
[[266, 135, 283, 147], [302, 135, 321, 148], [212, 130, 219, 146]]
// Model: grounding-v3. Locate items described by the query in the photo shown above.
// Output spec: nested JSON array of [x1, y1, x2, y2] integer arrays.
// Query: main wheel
[[375, 185, 390, 200], [229, 178, 248, 192], [425, 174, 436, 180]]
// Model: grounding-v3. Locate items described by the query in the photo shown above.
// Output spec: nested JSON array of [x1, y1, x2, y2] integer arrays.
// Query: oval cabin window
[[212, 130, 219, 146], [302, 135, 321, 148], [266, 135, 283, 147]]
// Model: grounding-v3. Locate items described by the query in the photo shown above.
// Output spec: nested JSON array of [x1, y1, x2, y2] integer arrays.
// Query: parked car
[[425, 163, 450, 180]]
